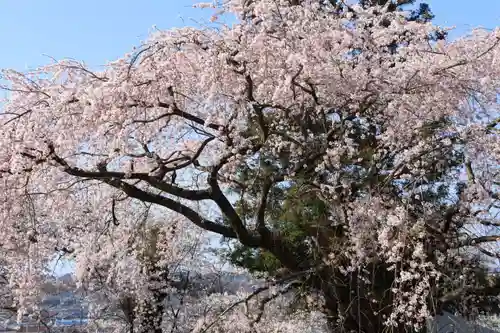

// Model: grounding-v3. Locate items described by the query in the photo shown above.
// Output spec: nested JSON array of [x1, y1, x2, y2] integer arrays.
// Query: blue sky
[[0, 1, 499, 71]]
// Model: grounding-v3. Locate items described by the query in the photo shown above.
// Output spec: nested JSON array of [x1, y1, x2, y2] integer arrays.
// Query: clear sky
[[0, 1, 499, 71]]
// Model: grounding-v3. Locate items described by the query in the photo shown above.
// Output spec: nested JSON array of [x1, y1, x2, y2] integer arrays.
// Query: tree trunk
[[136, 291, 165, 333], [314, 266, 427, 333], [263, 232, 427, 332]]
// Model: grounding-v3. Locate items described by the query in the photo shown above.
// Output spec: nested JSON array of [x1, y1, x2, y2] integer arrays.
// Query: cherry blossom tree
[[0, 260, 17, 326], [77, 215, 199, 333], [1, 0, 500, 332]]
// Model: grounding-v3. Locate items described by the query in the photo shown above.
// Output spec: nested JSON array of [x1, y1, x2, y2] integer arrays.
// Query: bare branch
[[198, 269, 313, 333]]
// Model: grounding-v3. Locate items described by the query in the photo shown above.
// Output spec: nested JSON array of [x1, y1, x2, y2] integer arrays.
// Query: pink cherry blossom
[[0, 1, 499, 332]]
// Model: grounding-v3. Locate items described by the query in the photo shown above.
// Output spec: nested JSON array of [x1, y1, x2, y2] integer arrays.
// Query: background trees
[[0, 0, 499, 332]]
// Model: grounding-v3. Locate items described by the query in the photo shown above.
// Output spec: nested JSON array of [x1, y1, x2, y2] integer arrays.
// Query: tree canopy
[[0, 0, 500, 332]]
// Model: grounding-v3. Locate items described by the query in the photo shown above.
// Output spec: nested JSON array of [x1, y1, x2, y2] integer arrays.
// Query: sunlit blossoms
[[0, 0, 499, 332]]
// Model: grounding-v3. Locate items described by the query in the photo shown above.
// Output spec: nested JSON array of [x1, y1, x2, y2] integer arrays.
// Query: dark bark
[[137, 292, 165, 333], [316, 268, 427, 333]]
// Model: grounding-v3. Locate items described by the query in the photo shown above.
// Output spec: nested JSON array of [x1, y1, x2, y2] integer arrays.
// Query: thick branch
[[104, 178, 252, 242], [59, 167, 211, 201], [462, 235, 500, 246], [486, 117, 500, 132], [479, 220, 500, 227], [477, 246, 500, 259], [208, 166, 257, 246], [45, 144, 261, 243], [256, 178, 272, 232], [46, 143, 212, 200], [210, 149, 301, 270]]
